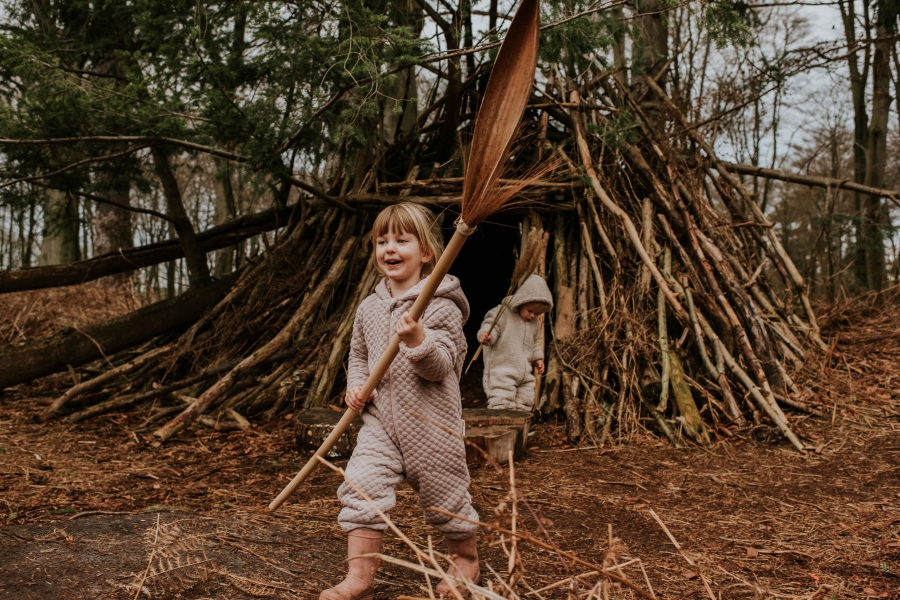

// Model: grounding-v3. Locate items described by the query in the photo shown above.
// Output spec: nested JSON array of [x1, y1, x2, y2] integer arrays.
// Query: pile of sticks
[[39, 208, 379, 440], [528, 76, 825, 450]]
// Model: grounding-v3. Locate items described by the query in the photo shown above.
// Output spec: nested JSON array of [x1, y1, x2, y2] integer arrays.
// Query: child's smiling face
[[375, 229, 432, 284], [518, 302, 550, 321]]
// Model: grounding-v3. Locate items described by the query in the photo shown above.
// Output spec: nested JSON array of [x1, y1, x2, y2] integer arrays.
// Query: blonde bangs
[[371, 203, 445, 277]]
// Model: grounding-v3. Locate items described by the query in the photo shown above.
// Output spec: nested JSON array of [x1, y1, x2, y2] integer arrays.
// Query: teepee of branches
[[2, 64, 831, 452]]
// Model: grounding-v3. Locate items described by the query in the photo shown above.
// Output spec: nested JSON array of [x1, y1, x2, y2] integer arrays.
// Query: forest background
[[2, 3, 900, 596], [0, 0, 897, 299], [0, 0, 899, 447]]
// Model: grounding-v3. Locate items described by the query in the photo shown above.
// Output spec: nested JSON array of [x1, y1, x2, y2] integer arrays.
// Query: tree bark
[[38, 188, 80, 266], [611, 7, 628, 89], [384, 0, 424, 145], [632, 0, 669, 126], [210, 5, 246, 278], [93, 170, 134, 287], [0, 272, 237, 390], [861, 2, 894, 293], [93, 180, 133, 259], [150, 146, 211, 285], [212, 158, 237, 277], [838, 0, 872, 287], [416, 0, 461, 162]]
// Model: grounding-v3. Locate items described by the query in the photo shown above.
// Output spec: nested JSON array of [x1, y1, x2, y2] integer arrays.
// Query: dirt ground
[[1, 306, 899, 600]]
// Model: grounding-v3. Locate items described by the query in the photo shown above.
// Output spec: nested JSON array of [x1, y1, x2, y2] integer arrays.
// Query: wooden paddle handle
[[269, 228, 470, 511]]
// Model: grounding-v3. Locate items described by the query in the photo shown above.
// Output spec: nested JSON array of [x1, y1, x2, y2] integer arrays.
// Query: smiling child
[[321, 203, 480, 600]]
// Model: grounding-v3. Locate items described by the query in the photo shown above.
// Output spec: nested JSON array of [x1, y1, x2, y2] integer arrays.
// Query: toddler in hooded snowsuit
[[478, 275, 553, 411], [321, 203, 479, 600]]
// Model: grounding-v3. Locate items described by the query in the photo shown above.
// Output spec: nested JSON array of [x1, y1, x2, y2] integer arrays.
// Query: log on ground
[[0, 273, 238, 390]]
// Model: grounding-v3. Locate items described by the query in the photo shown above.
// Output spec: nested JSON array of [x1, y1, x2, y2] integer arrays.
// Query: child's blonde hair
[[371, 203, 445, 277]]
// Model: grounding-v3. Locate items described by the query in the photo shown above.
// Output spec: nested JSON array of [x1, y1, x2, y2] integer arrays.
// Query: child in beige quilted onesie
[[321, 203, 480, 600], [477, 274, 552, 411]]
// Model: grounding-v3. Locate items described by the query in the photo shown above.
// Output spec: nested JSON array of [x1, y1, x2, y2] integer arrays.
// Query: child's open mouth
[[385, 258, 402, 267]]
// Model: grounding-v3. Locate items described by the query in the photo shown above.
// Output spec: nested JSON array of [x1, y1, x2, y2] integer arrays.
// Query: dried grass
[[0, 282, 141, 346]]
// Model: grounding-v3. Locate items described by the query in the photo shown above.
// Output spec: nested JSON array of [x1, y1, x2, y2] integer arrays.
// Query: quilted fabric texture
[[338, 274, 478, 539], [478, 275, 552, 410]]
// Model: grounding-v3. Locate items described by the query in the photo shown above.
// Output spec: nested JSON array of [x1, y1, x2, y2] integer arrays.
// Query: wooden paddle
[[270, 0, 541, 511]]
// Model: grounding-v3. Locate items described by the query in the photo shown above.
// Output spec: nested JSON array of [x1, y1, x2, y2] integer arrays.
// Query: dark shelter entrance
[[443, 212, 521, 404], [444, 213, 520, 346]]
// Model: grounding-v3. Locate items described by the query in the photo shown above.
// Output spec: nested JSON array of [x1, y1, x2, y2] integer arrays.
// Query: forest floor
[[0, 304, 899, 600]]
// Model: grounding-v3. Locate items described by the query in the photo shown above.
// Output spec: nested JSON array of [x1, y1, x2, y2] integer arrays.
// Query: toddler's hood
[[375, 274, 470, 324], [508, 274, 553, 310]]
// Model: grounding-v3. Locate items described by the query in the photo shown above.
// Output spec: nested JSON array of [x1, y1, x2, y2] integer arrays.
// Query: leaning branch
[[722, 162, 900, 209], [282, 175, 359, 213], [0, 273, 238, 390], [0, 203, 294, 293]]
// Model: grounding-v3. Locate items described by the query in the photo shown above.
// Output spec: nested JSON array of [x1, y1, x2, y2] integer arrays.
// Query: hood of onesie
[[374, 275, 470, 324], [507, 274, 553, 310]]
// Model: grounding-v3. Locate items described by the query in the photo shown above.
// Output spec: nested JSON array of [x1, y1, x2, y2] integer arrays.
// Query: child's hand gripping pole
[[269, 222, 475, 511], [465, 302, 507, 373], [464, 269, 530, 374]]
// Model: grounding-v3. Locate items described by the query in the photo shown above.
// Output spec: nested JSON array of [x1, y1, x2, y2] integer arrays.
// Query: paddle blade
[[461, 0, 540, 226]]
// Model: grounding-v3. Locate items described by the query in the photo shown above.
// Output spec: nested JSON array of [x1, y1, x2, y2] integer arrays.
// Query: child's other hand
[[477, 331, 491, 344], [534, 359, 545, 374], [346, 386, 372, 411], [397, 313, 425, 347]]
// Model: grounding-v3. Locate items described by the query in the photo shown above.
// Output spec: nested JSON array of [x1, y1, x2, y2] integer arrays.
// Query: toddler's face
[[375, 229, 431, 282], [518, 303, 549, 321]]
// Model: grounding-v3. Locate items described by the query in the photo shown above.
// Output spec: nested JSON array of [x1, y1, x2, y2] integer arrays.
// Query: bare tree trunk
[[151, 146, 211, 285], [93, 184, 132, 257], [17, 201, 36, 268], [383, 0, 424, 144], [209, 5, 246, 278], [90, 57, 133, 281], [38, 188, 80, 266], [611, 7, 628, 89], [212, 158, 236, 277], [422, 0, 462, 163], [861, 2, 894, 293], [824, 132, 840, 302], [632, 0, 669, 126], [839, 0, 872, 288]]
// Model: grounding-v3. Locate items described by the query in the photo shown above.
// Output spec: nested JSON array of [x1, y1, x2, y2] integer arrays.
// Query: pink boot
[[320, 528, 382, 600], [436, 534, 481, 598]]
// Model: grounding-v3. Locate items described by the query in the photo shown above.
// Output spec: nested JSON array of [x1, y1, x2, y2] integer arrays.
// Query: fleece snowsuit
[[337, 275, 478, 540], [478, 275, 553, 411]]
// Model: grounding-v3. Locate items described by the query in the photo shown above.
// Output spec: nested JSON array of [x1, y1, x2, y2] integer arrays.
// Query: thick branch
[[151, 147, 211, 284], [67, 188, 174, 223], [0, 273, 238, 390], [282, 175, 358, 212], [0, 204, 293, 293], [723, 162, 900, 209]]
